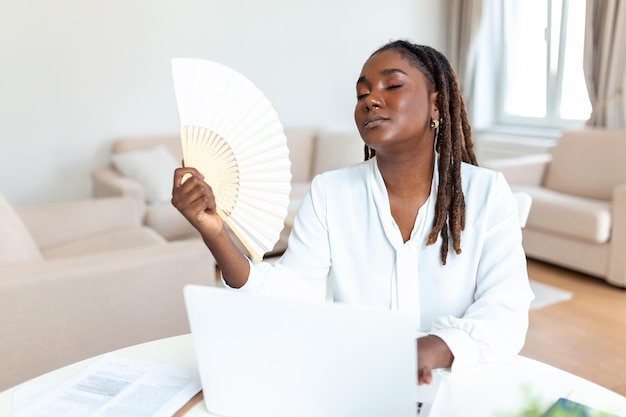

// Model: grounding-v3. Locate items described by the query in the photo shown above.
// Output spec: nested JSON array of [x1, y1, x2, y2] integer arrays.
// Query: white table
[[2, 334, 625, 417]]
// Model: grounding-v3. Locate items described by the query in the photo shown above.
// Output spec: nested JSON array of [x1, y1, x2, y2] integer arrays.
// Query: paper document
[[11, 355, 201, 417]]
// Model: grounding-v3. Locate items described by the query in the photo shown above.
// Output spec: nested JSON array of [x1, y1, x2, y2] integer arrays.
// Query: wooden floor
[[521, 259, 626, 396]]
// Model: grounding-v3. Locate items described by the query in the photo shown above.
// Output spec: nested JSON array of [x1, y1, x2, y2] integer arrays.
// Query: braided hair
[[364, 40, 478, 265]]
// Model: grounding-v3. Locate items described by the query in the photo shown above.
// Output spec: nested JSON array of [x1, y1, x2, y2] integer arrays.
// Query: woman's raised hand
[[171, 167, 223, 240], [172, 166, 251, 288]]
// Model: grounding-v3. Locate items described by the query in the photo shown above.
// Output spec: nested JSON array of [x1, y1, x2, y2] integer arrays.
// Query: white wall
[[0, 0, 446, 206]]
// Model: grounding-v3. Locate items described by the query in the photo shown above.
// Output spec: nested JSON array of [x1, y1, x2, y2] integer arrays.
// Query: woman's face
[[354, 49, 438, 154]]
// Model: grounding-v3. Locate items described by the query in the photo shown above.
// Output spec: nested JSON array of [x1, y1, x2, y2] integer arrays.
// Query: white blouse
[[234, 157, 534, 372]]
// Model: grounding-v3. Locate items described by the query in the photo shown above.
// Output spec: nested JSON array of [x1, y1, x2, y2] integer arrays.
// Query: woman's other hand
[[417, 335, 453, 385]]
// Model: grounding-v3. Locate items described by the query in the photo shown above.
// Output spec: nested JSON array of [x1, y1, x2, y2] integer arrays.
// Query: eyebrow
[[356, 68, 408, 85]]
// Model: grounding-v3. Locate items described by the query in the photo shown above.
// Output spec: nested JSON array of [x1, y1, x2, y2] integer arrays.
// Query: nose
[[365, 92, 383, 110]]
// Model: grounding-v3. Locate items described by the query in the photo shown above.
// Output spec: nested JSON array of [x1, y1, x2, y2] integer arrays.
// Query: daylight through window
[[498, 0, 591, 127]]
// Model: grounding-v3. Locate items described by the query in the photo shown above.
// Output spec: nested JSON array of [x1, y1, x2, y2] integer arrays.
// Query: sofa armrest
[[0, 239, 216, 390], [608, 184, 626, 287], [16, 197, 146, 250], [481, 154, 552, 187], [92, 166, 146, 201]]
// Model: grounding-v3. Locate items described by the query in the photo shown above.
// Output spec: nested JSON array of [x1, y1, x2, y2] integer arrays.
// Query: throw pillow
[[111, 145, 180, 204], [0, 194, 44, 265]]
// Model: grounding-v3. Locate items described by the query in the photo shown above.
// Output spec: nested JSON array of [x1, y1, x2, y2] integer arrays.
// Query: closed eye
[[387, 84, 403, 90]]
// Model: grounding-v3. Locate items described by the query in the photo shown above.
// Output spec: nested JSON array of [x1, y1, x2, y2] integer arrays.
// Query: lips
[[364, 115, 388, 129]]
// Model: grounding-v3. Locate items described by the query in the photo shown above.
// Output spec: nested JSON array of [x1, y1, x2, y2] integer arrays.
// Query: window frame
[[494, 0, 589, 130]]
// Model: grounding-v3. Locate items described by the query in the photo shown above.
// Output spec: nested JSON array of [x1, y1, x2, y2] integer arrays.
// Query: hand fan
[[171, 58, 292, 262]]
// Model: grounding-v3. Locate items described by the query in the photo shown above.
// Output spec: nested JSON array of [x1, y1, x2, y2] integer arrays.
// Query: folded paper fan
[[171, 58, 291, 262]]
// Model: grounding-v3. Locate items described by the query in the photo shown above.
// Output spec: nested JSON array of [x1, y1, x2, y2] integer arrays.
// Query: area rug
[[529, 280, 573, 311]]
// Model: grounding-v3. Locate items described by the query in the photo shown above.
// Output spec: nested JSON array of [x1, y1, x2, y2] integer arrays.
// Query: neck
[[375, 145, 436, 243], [375, 146, 435, 198]]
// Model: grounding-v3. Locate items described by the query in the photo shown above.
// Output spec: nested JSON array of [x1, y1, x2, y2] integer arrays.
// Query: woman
[[171, 40, 534, 385]]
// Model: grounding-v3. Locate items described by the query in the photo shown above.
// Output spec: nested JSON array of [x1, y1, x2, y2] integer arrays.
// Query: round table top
[[2, 334, 625, 417]]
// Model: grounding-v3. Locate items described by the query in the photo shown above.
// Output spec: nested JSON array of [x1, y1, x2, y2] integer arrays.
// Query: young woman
[[171, 40, 534, 385]]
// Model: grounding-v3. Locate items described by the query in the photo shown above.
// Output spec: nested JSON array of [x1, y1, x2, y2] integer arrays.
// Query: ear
[[430, 91, 440, 119]]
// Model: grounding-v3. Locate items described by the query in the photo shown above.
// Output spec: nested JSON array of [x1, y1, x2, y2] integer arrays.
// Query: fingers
[[171, 166, 224, 240], [173, 167, 204, 190], [172, 168, 215, 213], [418, 366, 433, 385]]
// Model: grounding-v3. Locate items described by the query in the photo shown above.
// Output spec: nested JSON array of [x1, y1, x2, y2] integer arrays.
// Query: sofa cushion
[[145, 204, 200, 241], [311, 131, 364, 177], [17, 197, 145, 250], [112, 135, 183, 162], [111, 145, 179, 204], [0, 195, 43, 265], [516, 186, 612, 244], [544, 129, 626, 201], [285, 128, 317, 182], [41, 226, 166, 259]]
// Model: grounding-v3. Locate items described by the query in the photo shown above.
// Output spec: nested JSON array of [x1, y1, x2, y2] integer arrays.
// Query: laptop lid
[[184, 285, 417, 417]]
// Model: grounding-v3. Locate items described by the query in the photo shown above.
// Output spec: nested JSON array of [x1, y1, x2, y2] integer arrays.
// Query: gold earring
[[430, 118, 439, 129]]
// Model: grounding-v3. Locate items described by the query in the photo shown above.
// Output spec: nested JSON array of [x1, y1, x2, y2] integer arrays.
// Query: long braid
[[365, 40, 478, 265]]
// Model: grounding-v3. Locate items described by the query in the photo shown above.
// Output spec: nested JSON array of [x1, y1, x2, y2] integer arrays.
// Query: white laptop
[[183, 284, 418, 417]]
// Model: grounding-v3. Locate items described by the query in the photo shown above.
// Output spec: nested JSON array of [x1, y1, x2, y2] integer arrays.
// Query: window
[[497, 0, 591, 128]]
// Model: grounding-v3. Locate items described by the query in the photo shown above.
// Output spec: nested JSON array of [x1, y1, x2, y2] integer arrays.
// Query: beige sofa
[[484, 129, 626, 287], [0, 194, 216, 390], [91, 128, 365, 257]]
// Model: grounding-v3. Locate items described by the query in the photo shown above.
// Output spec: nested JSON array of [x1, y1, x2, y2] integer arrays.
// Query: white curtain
[[583, 0, 626, 128], [447, 0, 485, 122]]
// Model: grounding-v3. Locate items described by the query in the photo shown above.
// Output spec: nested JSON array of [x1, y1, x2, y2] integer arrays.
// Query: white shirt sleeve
[[222, 178, 331, 303], [428, 172, 534, 372]]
